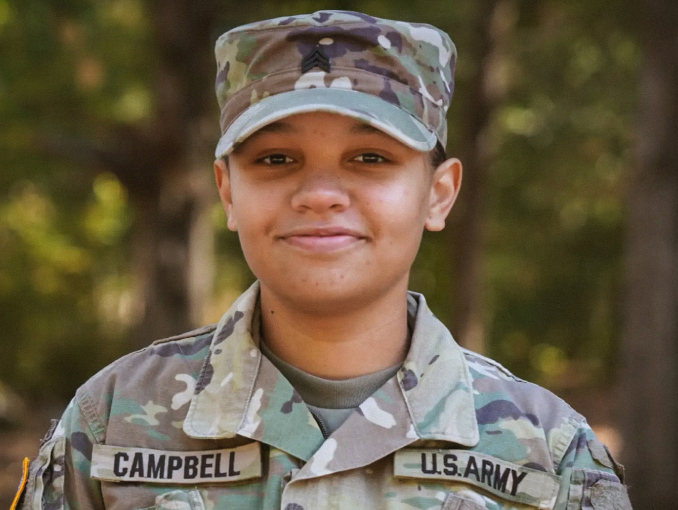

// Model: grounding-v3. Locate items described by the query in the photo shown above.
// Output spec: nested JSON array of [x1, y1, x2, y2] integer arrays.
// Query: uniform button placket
[[284, 504, 305, 510], [281, 473, 305, 510]]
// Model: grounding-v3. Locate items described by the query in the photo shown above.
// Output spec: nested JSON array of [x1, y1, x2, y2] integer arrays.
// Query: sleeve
[[553, 421, 632, 510], [18, 397, 105, 510]]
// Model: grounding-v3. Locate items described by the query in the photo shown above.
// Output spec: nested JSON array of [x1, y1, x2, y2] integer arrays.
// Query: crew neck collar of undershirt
[[252, 302, 405, 409]]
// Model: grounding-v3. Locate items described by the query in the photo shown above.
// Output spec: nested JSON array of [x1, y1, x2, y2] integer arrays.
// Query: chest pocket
[[144, 490, 206, 510]]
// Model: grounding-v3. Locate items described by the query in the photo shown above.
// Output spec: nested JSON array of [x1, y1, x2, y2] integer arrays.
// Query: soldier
[[14, 10, 631, 510]]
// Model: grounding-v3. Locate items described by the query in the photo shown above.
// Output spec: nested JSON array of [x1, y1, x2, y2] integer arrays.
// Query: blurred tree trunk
[[448, 0, 514, 353], [620, 0, 678, 507], [116, 0, 220, 347]]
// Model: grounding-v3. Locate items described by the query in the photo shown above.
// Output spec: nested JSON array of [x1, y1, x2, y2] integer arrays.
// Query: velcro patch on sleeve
[[394, 449, 561, 509], [590, 479, 632, 510], [91, 442, 261, 484]]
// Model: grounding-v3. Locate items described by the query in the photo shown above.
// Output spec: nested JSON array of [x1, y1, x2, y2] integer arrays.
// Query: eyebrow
[[349, 123, 384, 135], [246, 121, 299, 143], [256, 121, 296, 134], [232, 121, 296, 152]]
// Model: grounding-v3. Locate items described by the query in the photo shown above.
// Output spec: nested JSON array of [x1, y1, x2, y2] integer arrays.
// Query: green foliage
[[0, 167, 133, 398], [0, 0, 141, 400], [482, 2, 636, 388], [413, 0, 638, 388]]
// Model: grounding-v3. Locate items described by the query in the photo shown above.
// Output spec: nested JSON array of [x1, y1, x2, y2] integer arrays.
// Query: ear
[[214, 159, 238, 232], [425, 157, 462, 231]]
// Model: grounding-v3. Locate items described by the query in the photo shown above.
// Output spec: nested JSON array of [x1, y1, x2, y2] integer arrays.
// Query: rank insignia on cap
[[301, 47, 331, 73]]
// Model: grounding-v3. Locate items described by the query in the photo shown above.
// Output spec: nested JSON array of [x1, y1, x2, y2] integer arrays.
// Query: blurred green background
[[0, 0, 637, 398], [1, 0, 676, 508]]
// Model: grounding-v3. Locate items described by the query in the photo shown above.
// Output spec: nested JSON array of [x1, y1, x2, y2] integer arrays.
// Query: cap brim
[[215, 88, 437, 158]]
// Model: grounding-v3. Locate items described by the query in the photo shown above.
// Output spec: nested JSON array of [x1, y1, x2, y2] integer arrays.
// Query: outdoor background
[[0, 0, 676, 508]]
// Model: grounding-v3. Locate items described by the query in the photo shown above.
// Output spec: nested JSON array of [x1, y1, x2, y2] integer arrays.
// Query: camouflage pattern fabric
[[214, 11, 456, 157], [21, 282, 631, 510]]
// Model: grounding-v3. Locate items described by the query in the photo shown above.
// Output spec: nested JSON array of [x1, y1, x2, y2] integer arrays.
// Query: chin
[[265, 274, 349, 305], [261, 268, 408, 317]]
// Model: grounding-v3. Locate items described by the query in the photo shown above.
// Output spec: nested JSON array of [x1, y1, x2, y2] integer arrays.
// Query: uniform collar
[[398, 291, 479, 445], [183, 282, 479, 462], [183, 281, 326, 461]]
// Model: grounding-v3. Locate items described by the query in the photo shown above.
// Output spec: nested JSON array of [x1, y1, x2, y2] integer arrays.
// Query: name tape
[[394, 449, 560, 509], [91, 442, 262, 484]]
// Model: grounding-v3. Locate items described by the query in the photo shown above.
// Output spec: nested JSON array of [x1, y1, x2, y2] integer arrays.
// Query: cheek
[[368, 181, 430, 235], [231, 184, 280, 229]]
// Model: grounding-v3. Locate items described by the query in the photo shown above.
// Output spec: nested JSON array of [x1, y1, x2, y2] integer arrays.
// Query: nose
[[290, 173, 350, 214]]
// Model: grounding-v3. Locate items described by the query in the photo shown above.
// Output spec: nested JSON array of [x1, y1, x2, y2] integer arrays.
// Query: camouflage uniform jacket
[[21, 282, 631, 510]]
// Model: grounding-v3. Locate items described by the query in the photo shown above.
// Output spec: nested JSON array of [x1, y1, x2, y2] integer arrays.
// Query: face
[[215, 112, 461, 315]]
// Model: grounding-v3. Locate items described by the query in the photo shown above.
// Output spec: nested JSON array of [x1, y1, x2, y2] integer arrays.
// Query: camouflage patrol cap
[[214, 10, 456, 158]]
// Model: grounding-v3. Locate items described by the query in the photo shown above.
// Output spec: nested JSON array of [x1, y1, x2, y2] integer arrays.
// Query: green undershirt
[[259, 339, 401, 436], [252, 303, 404, 437]]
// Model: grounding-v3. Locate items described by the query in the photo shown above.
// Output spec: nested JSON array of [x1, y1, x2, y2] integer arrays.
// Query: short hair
[[429, 142, 447, 171]]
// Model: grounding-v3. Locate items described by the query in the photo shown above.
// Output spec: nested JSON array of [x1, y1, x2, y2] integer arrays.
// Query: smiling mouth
[[278, 227, 367, 252]]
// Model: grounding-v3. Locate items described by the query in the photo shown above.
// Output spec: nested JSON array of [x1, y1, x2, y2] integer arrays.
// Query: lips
[[277, 226, 367, 252]]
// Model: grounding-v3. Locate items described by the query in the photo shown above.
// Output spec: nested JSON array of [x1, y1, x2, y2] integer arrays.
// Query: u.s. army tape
[[394, 449, 560, 509]]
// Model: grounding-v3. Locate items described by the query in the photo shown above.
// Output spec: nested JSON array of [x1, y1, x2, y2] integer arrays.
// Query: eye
[[259, 154, 294, 165], [354, 153, 387, 164]]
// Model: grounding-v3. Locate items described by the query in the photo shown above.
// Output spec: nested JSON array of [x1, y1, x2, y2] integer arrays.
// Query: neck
[[259, 283, 410, 379]]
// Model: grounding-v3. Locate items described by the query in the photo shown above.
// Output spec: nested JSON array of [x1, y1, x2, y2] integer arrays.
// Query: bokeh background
[[1, 0, 676, 508]]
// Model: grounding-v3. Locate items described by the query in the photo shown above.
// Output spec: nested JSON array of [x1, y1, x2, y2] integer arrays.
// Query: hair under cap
[[214, 10, 456, 158]]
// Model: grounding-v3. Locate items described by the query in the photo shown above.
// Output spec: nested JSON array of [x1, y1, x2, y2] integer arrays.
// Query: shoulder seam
[[75, 385, 106, 444], [83, 324, 217, 380], [553, 416, 586, 472], [151, 324, 218, 346], [462, 347, 527, 382]]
